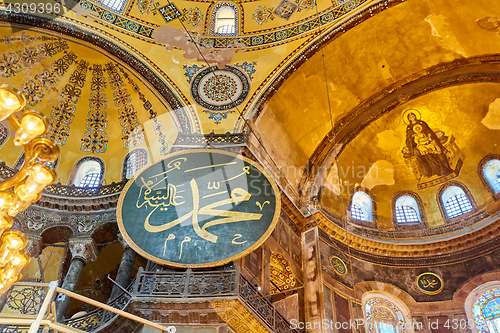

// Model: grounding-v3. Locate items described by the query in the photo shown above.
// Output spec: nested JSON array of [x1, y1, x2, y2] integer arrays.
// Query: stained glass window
[[365, 297, 406, 333], [472, 288, 500, 333], [211, 3, 238, 36]]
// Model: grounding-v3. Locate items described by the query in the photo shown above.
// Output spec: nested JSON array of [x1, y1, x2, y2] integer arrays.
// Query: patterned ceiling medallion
[[191, 65, 250, 111], [416, 272, 443, 295]]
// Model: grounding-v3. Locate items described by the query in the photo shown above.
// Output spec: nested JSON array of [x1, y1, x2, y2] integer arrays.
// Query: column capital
[[117, 233, 132, 249], [24, 235, 44, 258], [69, 238, 98, 263]]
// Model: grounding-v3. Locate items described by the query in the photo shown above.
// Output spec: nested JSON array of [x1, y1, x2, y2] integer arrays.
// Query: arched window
[[69, 157, 105, 188], [0, 123, 8, 149], [363, 296, 410, 333], [211, 3, 238, 36], [351, 191, 373, 222], [394, 194, 423, 224], [479, 155, 500, 197], [122, 148, 148, 180], [441, 185, 474, 219]]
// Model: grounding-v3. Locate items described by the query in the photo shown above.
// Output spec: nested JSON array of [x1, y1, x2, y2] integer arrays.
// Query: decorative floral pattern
[[107, 63, 145, 148], [48, 56, 87, 145], [117, 66, 168, 154], [0, 53, 22, 78], [137, 0, 157, 14], [182, 7, 203, 26], [203, 110, 234, 124], [296, 0, 316, 11], [82, 64, 108, 153], [253, 7, 274, 25], [274, 0, 298, 20], [20, 80, 45, 106], [7, 287, 45, 315], [183, 64, 205, 83], [234, 61, 257, 80]]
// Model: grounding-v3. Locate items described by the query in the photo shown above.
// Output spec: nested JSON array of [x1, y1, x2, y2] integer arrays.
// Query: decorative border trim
[[478, 154, 500, 201], [391, 191, 428, 230], [436, 181, 477, 223]]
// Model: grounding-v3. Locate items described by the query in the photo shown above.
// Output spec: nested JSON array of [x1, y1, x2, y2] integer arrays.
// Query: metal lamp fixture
[[0, 85, 59, 294]]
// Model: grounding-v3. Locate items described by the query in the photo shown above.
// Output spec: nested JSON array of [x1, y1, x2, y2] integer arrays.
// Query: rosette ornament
[[0, 85, 59, 294]]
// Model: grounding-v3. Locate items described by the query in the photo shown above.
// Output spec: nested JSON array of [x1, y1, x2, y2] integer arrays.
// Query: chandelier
[[0, 85, 59, 294]]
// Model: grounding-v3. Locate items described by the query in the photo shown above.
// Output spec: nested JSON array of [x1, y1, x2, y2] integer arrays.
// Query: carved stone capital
[[69, 238, 98, 263], [117, 233, 131, 249], [24, 236, 44, 258]]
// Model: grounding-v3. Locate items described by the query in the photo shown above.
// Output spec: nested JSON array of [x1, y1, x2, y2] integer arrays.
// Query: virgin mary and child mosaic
[[401, 109, 463, 189]]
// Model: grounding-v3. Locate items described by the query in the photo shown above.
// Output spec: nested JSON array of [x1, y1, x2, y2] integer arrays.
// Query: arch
[[465, 281, 500, 333], [270, 252, 297, 295], [122, 148, 149, 180], [362, 292, 414, 333], [437, 182, 476, 221], [349, 188, 376, 226], [68, 156, 105, 188], [392, 192, 426, 228], [0, 123, 8, 149], [479, 155, 500, 200], [209, 2, 239, 36]]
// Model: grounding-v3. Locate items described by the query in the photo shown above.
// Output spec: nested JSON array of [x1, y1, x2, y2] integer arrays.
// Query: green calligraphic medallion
[[416, 272, 443, 295], [117, 149, 280, 268], [330, 256, 347, 276]]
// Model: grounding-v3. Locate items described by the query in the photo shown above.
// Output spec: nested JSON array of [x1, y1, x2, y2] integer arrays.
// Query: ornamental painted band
[[117, 149, 281, 268]]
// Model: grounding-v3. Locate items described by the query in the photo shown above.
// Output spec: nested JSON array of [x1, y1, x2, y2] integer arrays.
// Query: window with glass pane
[[101, 0, 127, 13], [80, 173, 101, 188], [126, 150, 148, 179]]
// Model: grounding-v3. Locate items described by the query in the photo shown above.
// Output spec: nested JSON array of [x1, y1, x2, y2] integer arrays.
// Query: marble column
[[110, 234, 137, 301], [56, 238, 97, 322]]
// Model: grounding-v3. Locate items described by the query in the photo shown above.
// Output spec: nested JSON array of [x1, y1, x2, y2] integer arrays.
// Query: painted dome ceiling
[[0, 0, 499, 248]]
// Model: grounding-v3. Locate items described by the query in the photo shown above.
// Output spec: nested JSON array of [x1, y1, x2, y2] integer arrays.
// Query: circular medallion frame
[[330, 256, 347, 276], [416, 272, 443, 295], [117, 149, 280, 268], [190, 65, 250, 111]]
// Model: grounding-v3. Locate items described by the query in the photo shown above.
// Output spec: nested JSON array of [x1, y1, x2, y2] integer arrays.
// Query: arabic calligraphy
[[417, 273, 443, 294], [330, 256, 347, 275], [117, 149, 280, 268]]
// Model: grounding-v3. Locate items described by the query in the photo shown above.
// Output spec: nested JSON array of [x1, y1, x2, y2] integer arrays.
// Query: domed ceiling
[[0, 26, 181, 183], [321, 83, 500, 228]]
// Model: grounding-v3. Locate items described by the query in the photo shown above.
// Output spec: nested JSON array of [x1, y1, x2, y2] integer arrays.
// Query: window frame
[[0, 123, 8, 149], [478, 154, 500, 200], [392, 191, 427, 230], [209, 2, 239, 36], [68, 156, 105, 188], [100, 0, 128, 14], [121, 148, 149, 181], [437, 181, 476, 222], [348, 187, 377, 228]]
